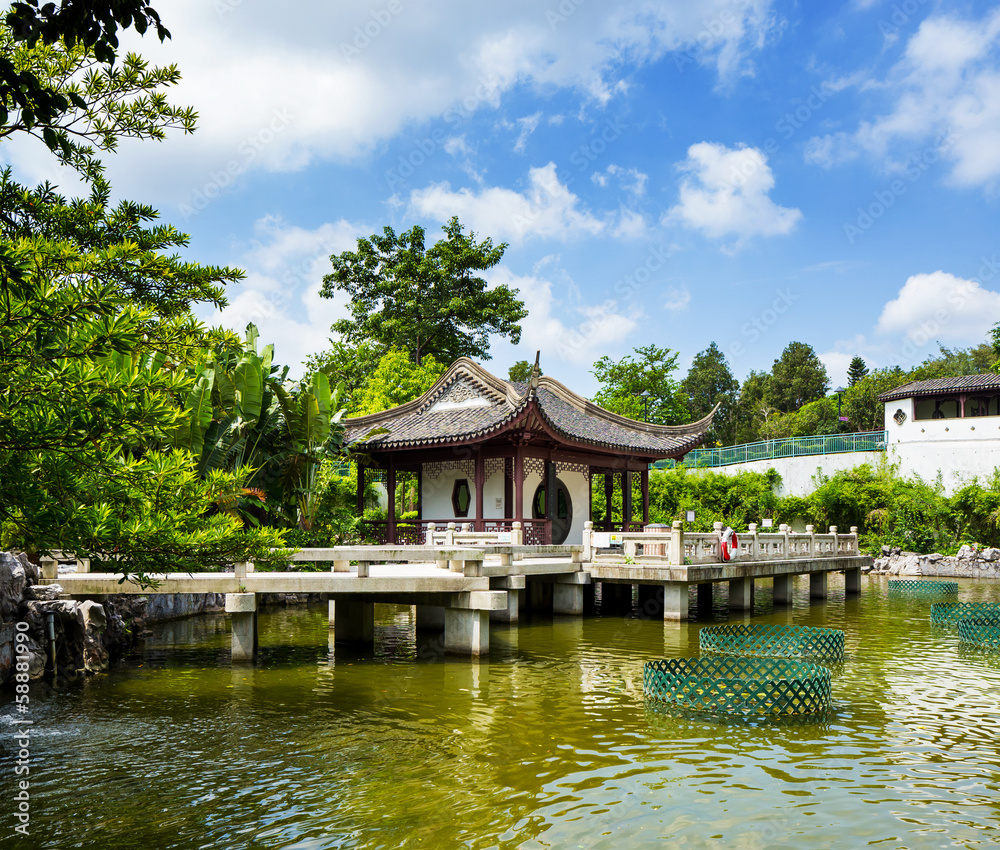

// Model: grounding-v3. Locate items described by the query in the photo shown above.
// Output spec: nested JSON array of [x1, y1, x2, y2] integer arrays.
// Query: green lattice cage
[[700, 623, 845, 663], [643, 657, 832, 717], [957, 616, 1000, 650], [930, 601, 1000, 626], [888, 580, 958, 597]]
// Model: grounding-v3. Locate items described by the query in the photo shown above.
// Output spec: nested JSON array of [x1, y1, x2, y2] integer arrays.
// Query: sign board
[[839, 416, 849, 421], [685, 510, 696, 523], [761, 518, 773, 528], [495, 531, 512, 544], [592, 532, 623, 548]]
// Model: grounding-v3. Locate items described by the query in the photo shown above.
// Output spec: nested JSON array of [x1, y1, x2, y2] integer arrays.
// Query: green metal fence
[[653, 430, 888, 471]]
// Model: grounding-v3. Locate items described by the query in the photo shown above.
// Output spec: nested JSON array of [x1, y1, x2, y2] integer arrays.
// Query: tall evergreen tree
[[681, 341, 739, 444], [769, 341, 829, 413], [847, 356, 869, 386]]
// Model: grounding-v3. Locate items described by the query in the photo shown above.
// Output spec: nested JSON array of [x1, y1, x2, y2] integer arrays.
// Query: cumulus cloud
[[664, 286, 692, 313], [805, 7, 1000, 190], [0, 0, 779, 207], [199, 216, 368, 377], [409, 163, 606, 244], [876, 270, 1000, 345], [592, 163, 648, 197], [487, 263, 639, 366], [666, 142, 802, 250]]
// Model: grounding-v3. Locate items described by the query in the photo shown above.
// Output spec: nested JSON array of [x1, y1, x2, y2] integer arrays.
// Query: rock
[[925, 553, 943, 563], [17, 553, 39, 585], [0, 552, 26, 622], [982, 548, 1000, 562], [77, 601, 107, 673], [881, 545, 893, 556], [24, 583, 62, 601], [957, 544, 978, 560]]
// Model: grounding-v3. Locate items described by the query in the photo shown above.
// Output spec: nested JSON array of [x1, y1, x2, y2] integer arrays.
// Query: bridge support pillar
[[225, 593, 258, 663], [444, 608, 489, 656], [334, 600, 375, 644], [844, 567, 861, 595], [810, 572, 828, 600], [416, 605, 446, 630], [729, 577, 753, 612], [663, 583, 688, 621], [696, 582, 713, 616], [553, 583, 584, 616], [773, 575, 792, 606], [328, 600, 336, 629], [490, 590, 519, 623]]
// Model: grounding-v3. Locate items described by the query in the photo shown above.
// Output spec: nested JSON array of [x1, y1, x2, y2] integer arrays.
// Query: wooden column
[[604, 472, 613, 531], [474, 450, 485, 532], [504, 458, 513, 521], [387, 456, 397, 545], [641, 466, 649, 526], [514, 445, 524, 524], [416, 465, 423, 521], [545, 458, 556, 544]]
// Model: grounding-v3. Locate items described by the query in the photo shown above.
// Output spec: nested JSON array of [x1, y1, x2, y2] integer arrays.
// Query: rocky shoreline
[[868, 544, 1000, 578]]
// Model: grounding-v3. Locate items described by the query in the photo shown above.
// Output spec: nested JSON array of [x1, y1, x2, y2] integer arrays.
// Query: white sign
[[496, 531, 512, 544], [761, 518, 773, 528]]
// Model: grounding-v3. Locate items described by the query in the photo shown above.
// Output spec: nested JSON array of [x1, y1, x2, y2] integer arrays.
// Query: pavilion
[[343, 357, 716, 545]]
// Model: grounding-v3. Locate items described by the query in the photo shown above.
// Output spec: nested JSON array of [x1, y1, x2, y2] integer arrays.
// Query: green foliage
[[303, 339, 382, 414], [840, 367, 907, 431], [761, 396, 841, 439], [681, 341, 739, 443], [768, 341, 829, 413], [508, 359, 537, 383], [847, 356, 868, 386], [732, 370, 774, 444], [354, 348, 445, 416], [909, 343, 994, 381], [591, 344, 688, 424], [321, 216, 525, 366]]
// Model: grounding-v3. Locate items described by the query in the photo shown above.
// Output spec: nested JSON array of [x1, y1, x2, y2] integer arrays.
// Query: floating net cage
[[888, 580, 958, 597], [643, 657, 832, 717], [930, 602, 1000, 626], [957, 616, 1000, 651], [699, 623, 845, 663]]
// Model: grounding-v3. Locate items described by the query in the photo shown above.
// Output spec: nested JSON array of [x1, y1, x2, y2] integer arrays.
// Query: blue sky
[[6, 0, 1000, 394]]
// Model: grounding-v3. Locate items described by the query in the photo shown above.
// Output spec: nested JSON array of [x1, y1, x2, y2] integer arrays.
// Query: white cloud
[[666, 142, 802, 250], [199, 216, 368, 378], [876, 270, 1000, 345], [592, 163, 648, 197], [805, 8, 1000, 190], [664, 286, 692, 313], [409, 163, 606, 244], [0, 0, 779, 206], [488, 262, 639, 366], [514, 112, 542, 153]]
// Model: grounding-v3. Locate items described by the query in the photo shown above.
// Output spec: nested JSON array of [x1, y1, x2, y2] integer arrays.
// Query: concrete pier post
[[225, 592, 258, 663], [553, 583, 584, 615], [663, 583, 688, 621], [334, 600, 375, 644], [810, 572, 828, 600], [729, 577, 753, 611], [444, 608, 489, 656], [490, 590, 520, 623], [844, 567, 861, 595], [773, 575, 792, 606], [416, 605, 446, 630], [696, 582, 713, 616], [328, 600, 336, 629]]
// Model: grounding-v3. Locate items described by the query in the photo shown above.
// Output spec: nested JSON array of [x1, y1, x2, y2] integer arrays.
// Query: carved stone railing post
[[671, 520, 684, 565], [747, 523, 758, 560]]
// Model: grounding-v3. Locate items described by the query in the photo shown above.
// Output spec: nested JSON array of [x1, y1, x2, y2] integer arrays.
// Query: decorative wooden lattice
[[888, 580, 958, 597], [699, 624, 845, 663], [485, 457, 505, 480], [930, 601, 1000, 626], [957, 616, 1000, 650], [642, 657, 832, 717], [556, 461, 591, 481], [423, 460, 475, 480], [522, 457, 546, 482]]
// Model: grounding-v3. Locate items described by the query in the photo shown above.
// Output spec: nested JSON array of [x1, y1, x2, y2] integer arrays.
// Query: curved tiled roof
[[878, 374, 1000, 403], [344, 358, 715, 458]]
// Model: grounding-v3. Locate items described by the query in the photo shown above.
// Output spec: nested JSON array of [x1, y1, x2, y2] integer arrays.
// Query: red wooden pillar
[[504, 458, 513, 520], [387, 456, 397, 545], [545, 457, 555, 544], [474, 450, 485, 532], [514, 445, 524, 526]]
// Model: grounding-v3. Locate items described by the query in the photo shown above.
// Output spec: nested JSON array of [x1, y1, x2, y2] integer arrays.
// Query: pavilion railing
[[652, 430, 888, 470], [357, 518, 551, 546]]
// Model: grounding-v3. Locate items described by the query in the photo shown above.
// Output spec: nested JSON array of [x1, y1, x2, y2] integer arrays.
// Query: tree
[[847, 356, 869, 386], [303, 339, 383, 415], [732, 371, 774, 444], [681, 341, 738, 444], [769, 341, 829, 413], [909, 343, 994, 381], [321, 217, 526, 366], [354, 349, 446, 416], [842, 367, 908, 431], [508, 359, 538, 383], [591, 344, 688, 424]]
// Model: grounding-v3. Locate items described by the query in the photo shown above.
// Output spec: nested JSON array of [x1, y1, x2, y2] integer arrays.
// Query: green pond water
[[3, 577, 1000, 849]]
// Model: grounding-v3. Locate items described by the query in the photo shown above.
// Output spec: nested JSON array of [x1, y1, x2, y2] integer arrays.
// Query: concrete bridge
[[41, 522, 871, 660]]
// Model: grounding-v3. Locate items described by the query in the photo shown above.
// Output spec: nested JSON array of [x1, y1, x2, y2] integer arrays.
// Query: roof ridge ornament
[[530, 350, 540, 391]]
